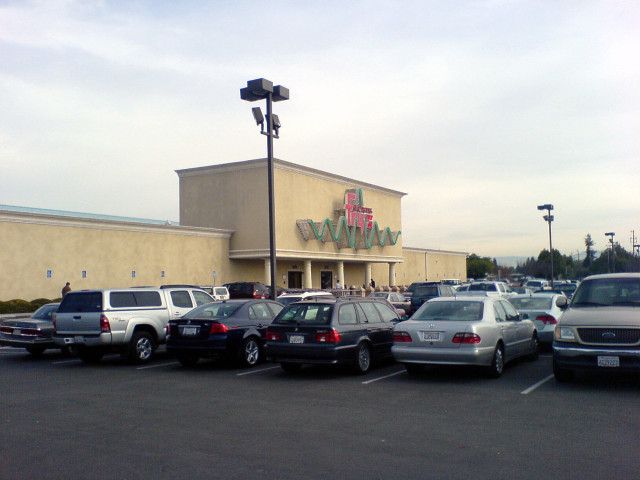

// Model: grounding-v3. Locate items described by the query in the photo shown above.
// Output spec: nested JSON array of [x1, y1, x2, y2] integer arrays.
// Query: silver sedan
[[392, 297, 538, 377]]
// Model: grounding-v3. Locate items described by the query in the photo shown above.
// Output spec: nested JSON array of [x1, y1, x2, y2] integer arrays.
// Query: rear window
[[414, 286, 438, 297], [469, 283, 497, 292], [184, 302, 241, 319], [58, 292, 103, 313], [412, 301, 484, 321], [273, 304, 334, 325], [110, 291, 162, 308], [510, 297, 553, 310]]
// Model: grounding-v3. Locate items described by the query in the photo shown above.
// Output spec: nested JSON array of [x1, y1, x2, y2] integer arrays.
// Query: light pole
[[605, 232, 615, 273], [241, 78, 289, 300], [537, 204, 554, 287]]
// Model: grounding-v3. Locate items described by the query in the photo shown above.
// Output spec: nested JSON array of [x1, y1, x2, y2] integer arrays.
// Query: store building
[[0, 159, 467, 300]]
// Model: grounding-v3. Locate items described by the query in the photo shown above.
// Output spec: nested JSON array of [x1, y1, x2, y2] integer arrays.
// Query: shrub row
[[0, 298, 60, 314]]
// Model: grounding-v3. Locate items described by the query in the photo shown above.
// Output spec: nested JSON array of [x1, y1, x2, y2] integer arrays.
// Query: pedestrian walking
[[62, 282, 71, 297]]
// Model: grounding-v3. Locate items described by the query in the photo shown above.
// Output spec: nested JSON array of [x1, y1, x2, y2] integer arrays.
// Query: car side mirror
[[519, 313, 529, 320], [556, 296, 568, 309]]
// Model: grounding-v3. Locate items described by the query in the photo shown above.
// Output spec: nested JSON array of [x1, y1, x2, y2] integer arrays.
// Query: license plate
[[13, 329, 22, 335], [74, 335, 84, 343], [181, 326, 198, 336], [597, 356, 620, 367], [289, 335, 304, 344], [421, 331, 441, 342]]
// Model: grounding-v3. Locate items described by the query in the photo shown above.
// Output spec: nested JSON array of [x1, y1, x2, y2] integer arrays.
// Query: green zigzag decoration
[[308, 217, 401, 249]]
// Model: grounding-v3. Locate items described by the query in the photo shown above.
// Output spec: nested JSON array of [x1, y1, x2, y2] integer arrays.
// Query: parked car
[[53, 287, 213, 364], [524, 279, 549, 291], [265, 297, 402, 374], [456, 281, 514, 299], [167, 299, 284, 367], [510, 293, 565, 345], [409, 283, 456, 315], [0, 303, 64, 356], [553, 273, 640, 382], [368, 292, 411, 314], [277, 290, 335, 307], [224, 282, 271, 299], [556, 282, 579, 299], [392, 296, 538, 377]]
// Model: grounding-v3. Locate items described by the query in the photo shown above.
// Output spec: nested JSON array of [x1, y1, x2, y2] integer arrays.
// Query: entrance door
[[288, 271, 302, 289], [321, 271, 333, 289]]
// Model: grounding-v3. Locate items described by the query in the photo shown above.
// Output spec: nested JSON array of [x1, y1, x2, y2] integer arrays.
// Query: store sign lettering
[[344, 191, 373, 233]]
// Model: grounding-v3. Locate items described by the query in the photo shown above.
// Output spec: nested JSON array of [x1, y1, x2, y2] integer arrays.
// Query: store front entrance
[[288, 271, 303, 288], [320, 271, 333, 289]]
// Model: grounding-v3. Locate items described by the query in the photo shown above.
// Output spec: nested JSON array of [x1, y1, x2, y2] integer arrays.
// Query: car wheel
[[26, 345, 46, 356], [178, 354, 199, 367], [404, 363, 424, 375], [486, 345, 504, 378], [77, 348, 104, 364], [238, 337, 261, 367], [553, 358, 574, 382], [526, 335, 539, 362], [127, 331, 155, 364], [280, 362, 301, 372], [353, 342, 371, 375]]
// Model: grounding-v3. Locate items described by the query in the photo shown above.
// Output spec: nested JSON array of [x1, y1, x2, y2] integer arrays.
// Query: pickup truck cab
[[53, 287, 213, 363]]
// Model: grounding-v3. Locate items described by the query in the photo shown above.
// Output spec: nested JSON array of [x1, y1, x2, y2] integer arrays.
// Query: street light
[[537, 204, 554, 287], [605, 232, 615, 273], [241, 78, 289, 300]]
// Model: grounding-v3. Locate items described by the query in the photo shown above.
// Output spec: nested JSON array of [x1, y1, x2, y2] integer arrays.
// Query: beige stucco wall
[[426, 251, 468, 282], [0, 211, 232, 301]]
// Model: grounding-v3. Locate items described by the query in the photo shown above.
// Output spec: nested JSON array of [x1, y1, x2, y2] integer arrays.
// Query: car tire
[[127, 331, 155, 364], [404, 363, 424, 375], [178, 354, 199, 367], [77, 348, 104, 364], [280, 362, 301, 372], [526, 335, 539, 362], [553, 358, 574, 382], [26, 345, 46, 356], [486, 345, 504, 378], [238, 337, 261, 368], [353, 342, 371, 375]]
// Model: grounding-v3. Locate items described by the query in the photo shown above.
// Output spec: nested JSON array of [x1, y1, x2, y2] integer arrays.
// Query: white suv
[[276, 291, 335, 307]]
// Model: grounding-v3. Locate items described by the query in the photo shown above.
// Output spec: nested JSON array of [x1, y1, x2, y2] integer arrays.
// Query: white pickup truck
[[456, 281, 515, 299], [53, 287, 213, 363]]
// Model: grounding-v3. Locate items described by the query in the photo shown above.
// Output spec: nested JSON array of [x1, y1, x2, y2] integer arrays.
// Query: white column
[[304, 260, 312, 288], [365, 262, 372, 288], [337, 261, 345, 288], [388, 262, 396, 287], [264, 259, 271, 285]]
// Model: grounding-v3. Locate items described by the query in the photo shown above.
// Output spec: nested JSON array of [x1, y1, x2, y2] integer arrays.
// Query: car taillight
[[393, 331, 412, 342], [316, 329, 340, 343], [166, 323, 171, 335], [266, 329, 280, 341], [536, 315, 557, 325], [452, 332, 481, 344], [0, 326, 13, 334], [209, 323, 229, 335], [52, 313, 57, 330], [100, 314, 111, 332], [17, 328, 41, 336]]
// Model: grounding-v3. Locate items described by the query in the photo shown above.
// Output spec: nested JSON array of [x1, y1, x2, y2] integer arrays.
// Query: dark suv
[[408, 282, 455, 315], [265, 297, 401, 374], [224, 282, 271, 299]]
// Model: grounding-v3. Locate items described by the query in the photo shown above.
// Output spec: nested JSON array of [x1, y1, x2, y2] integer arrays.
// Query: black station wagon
[[265, 297, 401, 374]]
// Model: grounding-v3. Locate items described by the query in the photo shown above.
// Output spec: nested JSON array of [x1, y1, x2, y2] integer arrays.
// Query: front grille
[[577, 328, 640, 345]]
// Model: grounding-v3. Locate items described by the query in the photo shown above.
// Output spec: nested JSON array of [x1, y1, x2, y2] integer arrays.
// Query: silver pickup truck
[[53, 287, 213, 363]]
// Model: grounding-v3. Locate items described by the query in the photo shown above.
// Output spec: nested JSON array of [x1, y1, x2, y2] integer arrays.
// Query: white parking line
[[521, 374, 554, 395], [362, 369, 405, 384], [53, 359, 81, 365], [236, 365, 281, 376], [136, 361, 180, 370]]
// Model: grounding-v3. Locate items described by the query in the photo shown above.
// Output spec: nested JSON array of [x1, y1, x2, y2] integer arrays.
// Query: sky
[[1, 0, 638, 262]]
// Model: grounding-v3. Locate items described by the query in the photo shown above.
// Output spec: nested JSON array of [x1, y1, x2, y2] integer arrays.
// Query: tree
[[583, 234, 595, 268], [467, 254, 495, 279]]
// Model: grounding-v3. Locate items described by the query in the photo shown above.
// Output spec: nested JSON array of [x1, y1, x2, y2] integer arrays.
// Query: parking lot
[[1, 346, 639, 480]]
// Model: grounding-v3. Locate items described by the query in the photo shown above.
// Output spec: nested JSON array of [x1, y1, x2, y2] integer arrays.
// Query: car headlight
[[554, 326, 576, 341]]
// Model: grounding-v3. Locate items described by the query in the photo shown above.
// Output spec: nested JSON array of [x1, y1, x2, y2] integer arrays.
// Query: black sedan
[[0, 303, 63, 356], [167, 299, 284, 367], [265, 297, 401, 374]]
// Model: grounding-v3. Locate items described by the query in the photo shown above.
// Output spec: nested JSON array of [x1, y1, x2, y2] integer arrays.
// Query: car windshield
[[369, 293, 387, 298], [184, 302, 241, 318], [572, 277, 640, 307], [277, 296, 303, 307], [469, 283, 497, 292], [412, 301, 484, 321], [510, 297, 552, 310], [414, 286, 438, 297], [273, 303, 334, 325], [32, 304, 58, 320]]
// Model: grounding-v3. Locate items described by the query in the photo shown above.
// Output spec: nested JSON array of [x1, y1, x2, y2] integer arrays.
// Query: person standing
[[62, 282, 71, 297], [370, 279, 376, 288], [335, 280, 342, 290]]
